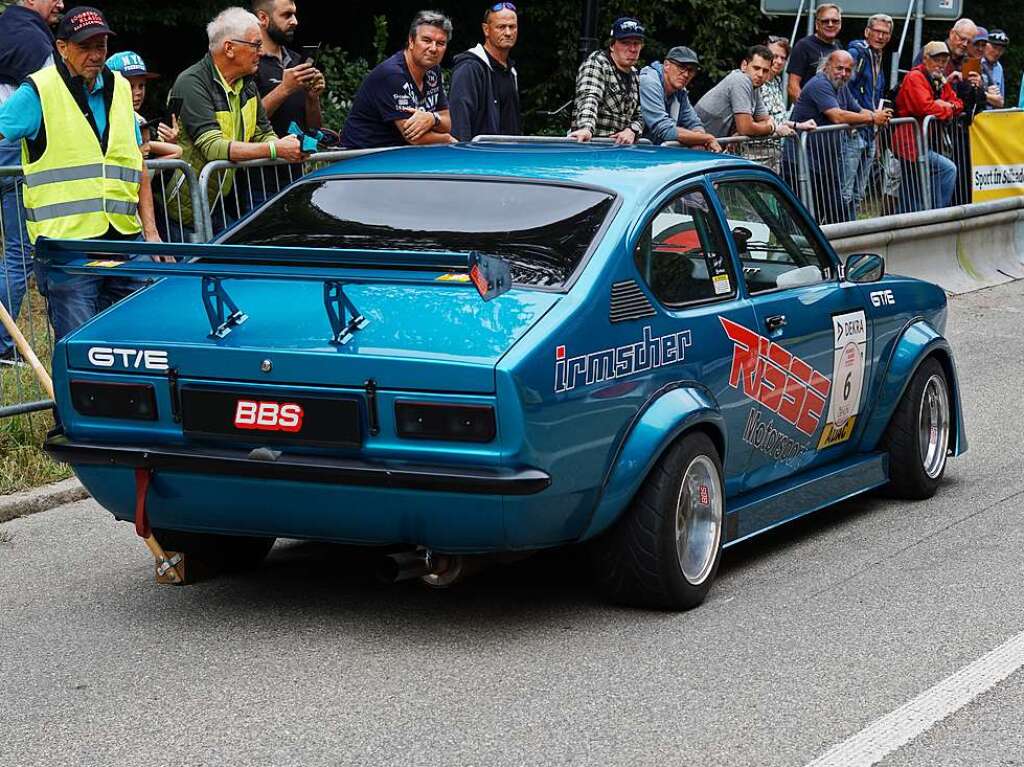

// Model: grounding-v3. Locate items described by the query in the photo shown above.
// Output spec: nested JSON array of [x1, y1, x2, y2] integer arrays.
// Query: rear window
[[223, 177, 615, 288]]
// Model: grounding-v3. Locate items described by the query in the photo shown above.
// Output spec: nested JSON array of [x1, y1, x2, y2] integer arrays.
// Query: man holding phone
[[252, 0, 324, 138]]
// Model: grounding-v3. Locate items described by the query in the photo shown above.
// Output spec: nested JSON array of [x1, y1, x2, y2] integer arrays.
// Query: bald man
[[788, 51, 892, 223]]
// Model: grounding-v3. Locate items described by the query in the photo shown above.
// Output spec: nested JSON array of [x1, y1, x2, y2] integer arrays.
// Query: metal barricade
[[146, 158, 204, 244], [0, 165, 52, 422], [195, 148, 397, 242], [922, 113, 972, 209]]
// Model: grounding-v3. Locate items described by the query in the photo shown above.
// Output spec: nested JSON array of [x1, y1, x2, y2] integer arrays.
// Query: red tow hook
[[133, 468, 184, 584]]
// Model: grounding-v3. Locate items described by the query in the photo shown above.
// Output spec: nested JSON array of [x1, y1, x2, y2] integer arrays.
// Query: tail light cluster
[[70, 381, 157, 421], [394, 402, 496, 443]]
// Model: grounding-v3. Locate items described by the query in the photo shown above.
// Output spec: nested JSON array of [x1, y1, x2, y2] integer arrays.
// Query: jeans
[[34, 234, 148, 341], [897, 152, 957, 213], [841, 132, 875, 212], [0, 141, 33, 355]]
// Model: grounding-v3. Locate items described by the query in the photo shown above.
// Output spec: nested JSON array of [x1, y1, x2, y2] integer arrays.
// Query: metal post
[[579, 0, 600, 61], [918, 117, 932, 210], [806, 0, 816, 38], [891, 0, 916, 90], [790, 0, 807, 47], [912, 0, 925, 61], [797, 131, 816, 220]]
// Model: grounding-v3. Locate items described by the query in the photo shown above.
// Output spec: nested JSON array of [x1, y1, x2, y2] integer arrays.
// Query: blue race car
[[40, 142, 966, 609]]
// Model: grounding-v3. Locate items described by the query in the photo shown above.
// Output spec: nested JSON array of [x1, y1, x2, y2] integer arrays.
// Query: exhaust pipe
[[377, 549, 469, 586]]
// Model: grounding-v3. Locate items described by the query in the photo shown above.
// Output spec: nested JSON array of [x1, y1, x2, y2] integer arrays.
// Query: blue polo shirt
[[0, 71, 143, 145], [342, 50, 448, 149], [790, 73, 861, 126]]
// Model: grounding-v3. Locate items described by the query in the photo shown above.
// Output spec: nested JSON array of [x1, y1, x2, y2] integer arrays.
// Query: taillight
[[395, 402, 496, 443], [70, 381, 157, 421]]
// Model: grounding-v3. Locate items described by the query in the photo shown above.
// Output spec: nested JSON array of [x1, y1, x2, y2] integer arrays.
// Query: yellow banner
[[970, 111, 1024, 203]]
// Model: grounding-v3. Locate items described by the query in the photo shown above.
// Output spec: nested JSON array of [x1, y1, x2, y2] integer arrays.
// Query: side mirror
[[731, 226, 752, 253], [844, 252, 885, 283]]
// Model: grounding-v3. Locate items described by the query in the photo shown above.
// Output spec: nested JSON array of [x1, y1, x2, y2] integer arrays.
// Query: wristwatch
[[431, 112, 441, 129]]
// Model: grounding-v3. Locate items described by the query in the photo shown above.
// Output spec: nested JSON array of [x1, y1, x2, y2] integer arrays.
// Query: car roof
[[306, 142, 757, 200]]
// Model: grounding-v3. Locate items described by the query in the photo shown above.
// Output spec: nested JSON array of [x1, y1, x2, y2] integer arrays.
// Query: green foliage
[[315, 15, 389, 132]]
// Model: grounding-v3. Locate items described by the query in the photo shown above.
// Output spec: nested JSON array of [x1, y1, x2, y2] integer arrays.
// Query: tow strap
[[134, 468, 185, 584]]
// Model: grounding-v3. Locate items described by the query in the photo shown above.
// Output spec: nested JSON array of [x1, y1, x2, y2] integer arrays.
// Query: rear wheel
[[883, 357, 951, 499], [152, 529, 276, 573], [591, 432, 724, 610]]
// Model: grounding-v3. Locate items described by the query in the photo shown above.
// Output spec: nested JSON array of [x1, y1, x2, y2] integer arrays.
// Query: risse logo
[[233, 400, 304, 432]]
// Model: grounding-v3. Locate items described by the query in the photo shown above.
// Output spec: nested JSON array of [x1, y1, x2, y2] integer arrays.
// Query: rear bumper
[[44, 433, 551, 496]]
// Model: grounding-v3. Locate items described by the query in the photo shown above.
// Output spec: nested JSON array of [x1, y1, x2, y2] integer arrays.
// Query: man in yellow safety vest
[[0, 6, 161, 339]]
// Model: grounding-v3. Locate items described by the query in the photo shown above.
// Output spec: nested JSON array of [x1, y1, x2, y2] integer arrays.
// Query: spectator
[[913, 19, 985, 117], [167, 7, 303, 239], [761, 36, 790, 126], [106, 51, 181, 160], [639, 46, 719, 150], [568, 16, 645, 145], [0, 6, 162, 340], [844, 13, 893, 213], [0, 0, 62, 363], [253, 0, 324, 137], [787, 3, 842, 102], [342, 11, 455, 149], [981, 29, 1008, 108], [449, 2, 520, 141], [252, 0, 325, 199], [695, 45, 791, 139], [894, 41, 961, 211], [788, 50, 891, 223]]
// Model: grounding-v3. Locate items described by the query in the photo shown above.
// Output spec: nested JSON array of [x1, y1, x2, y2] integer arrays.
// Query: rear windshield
[[222, 177, 615, 288]]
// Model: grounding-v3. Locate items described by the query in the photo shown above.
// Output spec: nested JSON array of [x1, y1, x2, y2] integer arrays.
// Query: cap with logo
[[611, 17, 645, 40], [666, 46, 700, 67], [973, 27, 988, 44], [106, 51, 160, 80], [988, 29, 1009, 47], [921, 41, 950, 59], [56, 6, 116, 43]]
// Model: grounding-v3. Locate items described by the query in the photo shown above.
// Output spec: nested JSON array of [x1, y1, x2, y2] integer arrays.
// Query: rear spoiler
[[35, 238, 512, 345]]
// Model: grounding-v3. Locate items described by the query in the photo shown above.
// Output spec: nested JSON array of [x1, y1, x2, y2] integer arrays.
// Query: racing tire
[[590, 432, 724, 610], [152, 529, 276, 573], [883, 357, 951, 500]]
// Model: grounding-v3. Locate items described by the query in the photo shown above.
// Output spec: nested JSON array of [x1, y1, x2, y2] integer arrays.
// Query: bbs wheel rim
[[674, 454, 723, 586], [918, 373, 950, 480]]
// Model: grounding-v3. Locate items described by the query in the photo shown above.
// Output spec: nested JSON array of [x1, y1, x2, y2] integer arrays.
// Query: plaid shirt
[[572, 49, 643, 136]]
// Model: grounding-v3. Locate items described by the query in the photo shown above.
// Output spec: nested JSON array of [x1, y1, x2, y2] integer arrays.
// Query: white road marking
[[804, 630, 1024, 767]]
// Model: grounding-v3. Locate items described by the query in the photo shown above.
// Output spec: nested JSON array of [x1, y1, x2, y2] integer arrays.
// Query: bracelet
[[431, 111, 441, 129], [268, 141, 277, 161]]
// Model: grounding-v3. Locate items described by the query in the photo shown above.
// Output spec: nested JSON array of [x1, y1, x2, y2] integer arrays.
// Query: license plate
[[181, 388, 362, 447]]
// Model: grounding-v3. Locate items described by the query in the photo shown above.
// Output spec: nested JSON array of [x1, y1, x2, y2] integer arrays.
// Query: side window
[[634, 187, 736, 306], [715, 180, 835, 294]]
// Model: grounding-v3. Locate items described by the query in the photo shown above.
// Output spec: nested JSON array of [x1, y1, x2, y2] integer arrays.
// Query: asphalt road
[[3, 281, 1024, 767]]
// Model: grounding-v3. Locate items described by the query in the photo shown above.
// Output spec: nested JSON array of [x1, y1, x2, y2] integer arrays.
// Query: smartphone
[[300, 43, 321, 63], [167, 97, 183, 119], [961, 58, 982, 78]]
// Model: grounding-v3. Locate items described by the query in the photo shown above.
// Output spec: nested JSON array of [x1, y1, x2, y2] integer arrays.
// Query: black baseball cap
[[666, 46, 700, 67], [988, 29, 1009, 46], [611, 17, 645, 40], [57, 7, 116, 43]]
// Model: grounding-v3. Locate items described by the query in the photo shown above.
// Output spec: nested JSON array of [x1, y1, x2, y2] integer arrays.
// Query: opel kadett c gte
[[40, 143, 966, 609]]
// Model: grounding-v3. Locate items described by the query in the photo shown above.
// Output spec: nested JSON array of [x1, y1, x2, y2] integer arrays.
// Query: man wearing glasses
[[843, 13, 893, 214], [167, 6, 304, 237], [449, 3, 520, 141], [787, 3, 843, 102]]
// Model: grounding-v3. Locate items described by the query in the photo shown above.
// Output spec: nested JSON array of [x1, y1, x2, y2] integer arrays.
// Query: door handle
[[765, 314, 787, 331]]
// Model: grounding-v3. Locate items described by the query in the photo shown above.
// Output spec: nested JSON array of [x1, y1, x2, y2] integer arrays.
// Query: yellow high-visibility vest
[[21, 66, 143, 243]]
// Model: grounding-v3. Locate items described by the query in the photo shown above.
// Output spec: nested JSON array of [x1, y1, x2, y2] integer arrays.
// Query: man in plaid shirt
[[569, 17, 645, 145]]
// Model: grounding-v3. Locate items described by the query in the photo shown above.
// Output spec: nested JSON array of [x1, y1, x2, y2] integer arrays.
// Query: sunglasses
[[818, 18, 841, 26], [489, 2, 516, 11]]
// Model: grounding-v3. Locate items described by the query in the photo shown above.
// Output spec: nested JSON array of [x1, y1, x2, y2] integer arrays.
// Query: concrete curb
[[0, 477, 90, 524]]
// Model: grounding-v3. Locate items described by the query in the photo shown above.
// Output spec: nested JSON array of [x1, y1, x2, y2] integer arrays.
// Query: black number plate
[[181, 388, 362, 447]]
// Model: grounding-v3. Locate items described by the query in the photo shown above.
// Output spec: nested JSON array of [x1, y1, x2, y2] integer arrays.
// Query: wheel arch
[[859, 320, 968, 456], [578, 383, 726, 542]]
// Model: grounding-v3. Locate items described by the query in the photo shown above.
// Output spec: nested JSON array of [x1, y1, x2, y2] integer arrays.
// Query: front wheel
[[883, 357, 951, 499], [591, 432, 724, 610]]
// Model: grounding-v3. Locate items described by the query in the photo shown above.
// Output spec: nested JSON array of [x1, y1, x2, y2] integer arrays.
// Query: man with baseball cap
[[639, 46, 719, 150], [0, 0, 63, 362], [569, 16, 645, 144], [981, 29, 1008, 108], [0, 6, 164, 340]]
